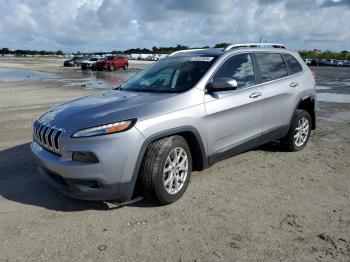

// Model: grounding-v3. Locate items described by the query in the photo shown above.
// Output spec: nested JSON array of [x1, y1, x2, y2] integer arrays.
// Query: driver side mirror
[[206, 77, 238, 93]]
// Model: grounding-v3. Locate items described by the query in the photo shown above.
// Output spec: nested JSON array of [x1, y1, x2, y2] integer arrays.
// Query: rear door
[[253, 52, 301, 135], [115, 56, 127, 68], [112, 57, 120, 67], [204, 53, 263, 156]]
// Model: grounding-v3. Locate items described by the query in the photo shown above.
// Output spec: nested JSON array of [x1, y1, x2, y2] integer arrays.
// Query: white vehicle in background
[[129, 54, 140, 60], [80, 57, 104, 70], [337, 60, 350, 67], [337, 60, 344, 66], [304, 58, 312, 66], [146, 54, 160, 61]]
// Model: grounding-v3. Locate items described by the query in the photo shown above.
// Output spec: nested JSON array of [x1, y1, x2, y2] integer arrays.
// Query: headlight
[[72, 120, 135, 138]]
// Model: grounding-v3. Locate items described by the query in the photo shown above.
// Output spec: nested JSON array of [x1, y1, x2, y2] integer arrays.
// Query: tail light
[[312, 71, 316, 80]]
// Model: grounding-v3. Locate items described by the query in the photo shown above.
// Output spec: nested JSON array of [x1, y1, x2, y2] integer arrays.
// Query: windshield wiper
[[114, 85, 123, 91], [133, 88, 177, 93]]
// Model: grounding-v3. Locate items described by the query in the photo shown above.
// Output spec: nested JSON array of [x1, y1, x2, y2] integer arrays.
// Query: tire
[[109, 65, 115, 71], [123, 64, 128, 70], [139, 136, 192, 205], [281, 109, 312, 151]]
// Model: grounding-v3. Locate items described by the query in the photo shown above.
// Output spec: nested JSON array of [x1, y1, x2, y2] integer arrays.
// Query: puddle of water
[[61, 71, 136, 89], [316, 85, 331, 90], [0, 68, 58, 81], [318, 111, 350, 123], [316, 93, 350, 103]]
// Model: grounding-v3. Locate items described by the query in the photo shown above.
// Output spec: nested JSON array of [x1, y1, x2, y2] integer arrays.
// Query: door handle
[[290, 82, 299, 88], [249, 92, 262, 98]]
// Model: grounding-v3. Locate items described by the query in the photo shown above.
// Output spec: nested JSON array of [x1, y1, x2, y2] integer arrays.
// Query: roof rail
[[168, 49, 205, 57], [224, 43, 286, 52]]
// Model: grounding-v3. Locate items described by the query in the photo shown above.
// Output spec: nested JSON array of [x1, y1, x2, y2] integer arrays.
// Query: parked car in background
[[92, 55, 128, 71], [304, 58, 312, 65], [63, 56, 87, 67], [343, 60, 350, 67], [323, 59, 338, 66], [146, 55, 159, 61], [315, 59, 325, 66], [302, 58, 350, 67], [81, 57, 104, 70], [337, 60, 350, 67], [309, 59, 319, 66]]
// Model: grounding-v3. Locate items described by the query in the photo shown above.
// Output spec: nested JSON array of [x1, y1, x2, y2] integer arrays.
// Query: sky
[[0, 0, 349, 52]]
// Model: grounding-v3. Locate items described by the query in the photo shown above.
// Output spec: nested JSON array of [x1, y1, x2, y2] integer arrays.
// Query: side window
[[282, 54, 303, 75], [255, 53, 288, 82], [213, 53, 255, 89]]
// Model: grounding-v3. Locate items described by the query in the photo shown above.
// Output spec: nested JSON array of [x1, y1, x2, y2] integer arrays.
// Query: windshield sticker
[[190, 56, 214, 62]]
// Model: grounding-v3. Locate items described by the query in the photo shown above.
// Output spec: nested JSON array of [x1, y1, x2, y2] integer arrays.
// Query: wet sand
[[0, 58, 349, 261]]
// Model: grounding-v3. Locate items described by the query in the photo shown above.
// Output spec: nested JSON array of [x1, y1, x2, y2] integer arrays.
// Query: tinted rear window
[[255, 53, 288, 82], [282, 54, 303, 75]]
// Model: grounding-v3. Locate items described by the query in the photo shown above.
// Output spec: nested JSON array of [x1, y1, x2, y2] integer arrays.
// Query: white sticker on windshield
[[190, 56, 214, 62]]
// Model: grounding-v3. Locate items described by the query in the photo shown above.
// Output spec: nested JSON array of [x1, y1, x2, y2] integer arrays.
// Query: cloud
[[0, 0, 348, 51]]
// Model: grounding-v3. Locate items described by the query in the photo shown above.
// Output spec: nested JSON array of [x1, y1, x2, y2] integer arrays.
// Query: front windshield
[[121, 55, 217, 93], [90, 58, 99, 61]]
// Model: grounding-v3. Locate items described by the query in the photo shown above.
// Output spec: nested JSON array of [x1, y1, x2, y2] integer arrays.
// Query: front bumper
[[38, 166, 134, 201], [63, 61, 74, 67], [94, 63, 108, 70], [81, 63, 92, 70], [31, 128, 145, 201]]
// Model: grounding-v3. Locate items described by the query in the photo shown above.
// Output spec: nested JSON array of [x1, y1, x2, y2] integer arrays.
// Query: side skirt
[[207, 125, 289, 167]]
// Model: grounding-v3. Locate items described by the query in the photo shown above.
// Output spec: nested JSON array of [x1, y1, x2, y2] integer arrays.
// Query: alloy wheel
[[163, 147, 188, 195]]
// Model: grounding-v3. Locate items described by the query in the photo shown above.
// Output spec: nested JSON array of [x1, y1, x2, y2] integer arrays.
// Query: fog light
[[72, 152, 99, 163]]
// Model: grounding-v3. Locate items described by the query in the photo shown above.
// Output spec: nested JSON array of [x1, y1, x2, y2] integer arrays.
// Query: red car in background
[[92, 56, 129, 71]]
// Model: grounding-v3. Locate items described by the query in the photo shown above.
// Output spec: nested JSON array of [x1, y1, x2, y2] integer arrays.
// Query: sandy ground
[[0, 58, 349, 262]]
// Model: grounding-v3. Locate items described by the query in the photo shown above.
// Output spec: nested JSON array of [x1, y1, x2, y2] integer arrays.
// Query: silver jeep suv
[[31, 43, 316, 204]]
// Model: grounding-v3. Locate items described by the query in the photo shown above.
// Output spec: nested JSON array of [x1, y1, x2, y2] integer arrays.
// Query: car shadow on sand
[[0, 143, 113, 211], [255, 141, 288, 152], [0, 142, 286, 211]]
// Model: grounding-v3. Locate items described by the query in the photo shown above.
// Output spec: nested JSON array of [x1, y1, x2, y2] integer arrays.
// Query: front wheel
[[139, 136, 192, 205], [123, 64, 128, 70], [281, 109, 311, 151], [108, 65, 115, 71]]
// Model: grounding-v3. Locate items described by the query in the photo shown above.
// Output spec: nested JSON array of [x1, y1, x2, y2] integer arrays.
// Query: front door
[[204, 53, 263, 156]]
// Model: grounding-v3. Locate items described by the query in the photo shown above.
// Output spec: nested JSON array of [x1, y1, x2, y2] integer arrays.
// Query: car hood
[[38, 90, 180, 134]]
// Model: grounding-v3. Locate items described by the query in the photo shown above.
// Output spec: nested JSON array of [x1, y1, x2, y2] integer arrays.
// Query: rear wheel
[[281, 109, 311, 151], [139, 136, 192, 205], [109, 65, 115, 71], [123, 64, 128, 70]]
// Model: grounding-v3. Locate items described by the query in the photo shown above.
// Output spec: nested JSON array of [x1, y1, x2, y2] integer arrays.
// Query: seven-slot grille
[[33, 121, 63, 154]]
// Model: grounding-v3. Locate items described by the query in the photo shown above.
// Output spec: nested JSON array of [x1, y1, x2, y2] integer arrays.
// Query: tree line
[[1, 44, 349, 60], [299, 50, 350, 60]]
